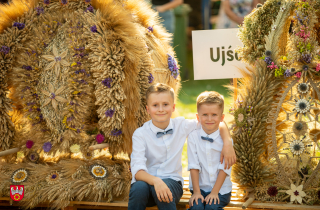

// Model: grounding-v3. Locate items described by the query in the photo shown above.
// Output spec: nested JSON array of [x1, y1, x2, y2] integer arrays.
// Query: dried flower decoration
[[167, 54, 179, 79], [303, 65, 308, 71], [234, 108, 247, 127], [26, 140, 34, 149], [267, 186, 278, 197], [286, 184, 306, 204], [147, 26, 153, 33], [85, 0, 91, 3], [42, 44, 70, 77], [292, 121, 307, 136], [272, 25, 277, 30], [148, 73, 154, 83], [89, 164, 107, 179], [70, 144, 81, 153], [85, 5, 94, 13], [90, 25, 97, 33], [36, 7, 44, 15], [0, 45, 10, 54], [13, 22, 25, 30], [284, 69, 291, 77], [102, 78, 112, 88], [297, 83, 309, 94], [105, 108, 115, 118], [294, 98, 310, 114], [111, 129, 122, 136], [316, 63, 320, 72], [22, 65, 32, 70], [28, 152, 39, 163], [46, 171, 61, 185], [295, 72, 302, 78], [83, 150, 94, 160], [43, 142, 52, 152], [280, 6, 286, 12], [265, 50, 272, 56], [11, 169, 28, 183], [289, 140, 305, 156], [96, 133, 105, 144], [41, 83, 68, 111], [44, 0, 50, 5], [61, 0, 68, 5]]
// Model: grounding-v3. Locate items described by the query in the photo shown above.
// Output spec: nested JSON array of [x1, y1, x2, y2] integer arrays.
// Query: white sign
[[192, 28, 249, 80]]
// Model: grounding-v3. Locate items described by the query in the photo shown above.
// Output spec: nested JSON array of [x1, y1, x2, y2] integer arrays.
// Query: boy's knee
[[204, 204, 219, 210], [129, 181, 149, 198]]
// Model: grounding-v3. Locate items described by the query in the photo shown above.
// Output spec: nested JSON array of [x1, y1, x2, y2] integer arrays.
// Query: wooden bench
[[1, 178, 320, 209]]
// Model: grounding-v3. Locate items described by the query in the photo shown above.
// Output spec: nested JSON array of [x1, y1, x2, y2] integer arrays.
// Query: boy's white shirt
[[130, 117, 197, 184], [187, 127, 232, 195]]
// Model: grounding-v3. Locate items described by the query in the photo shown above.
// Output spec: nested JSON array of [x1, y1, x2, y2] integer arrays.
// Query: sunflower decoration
[[289, 95, 318, 119], [230, 100, 254, 134], [89, 164, 108, 180], [292, 121, 308, 136], [297, 83, 310, 94], [28, 152, 39, 163], [11, 169, 28, 183], [283, 135, 313, 157], [46, 171, 62, 185]]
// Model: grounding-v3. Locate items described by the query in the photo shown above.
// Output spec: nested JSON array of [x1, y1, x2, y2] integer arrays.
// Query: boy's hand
[[205, 192, 219, 205], [153, 178, 173, 203], [189, 192, 204, 207], [220, 142, 236, 169]]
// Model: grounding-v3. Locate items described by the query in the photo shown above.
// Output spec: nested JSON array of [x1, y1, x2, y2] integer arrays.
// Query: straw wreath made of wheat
[[233, 0, 320, 206], [0, 0, 180, 160]]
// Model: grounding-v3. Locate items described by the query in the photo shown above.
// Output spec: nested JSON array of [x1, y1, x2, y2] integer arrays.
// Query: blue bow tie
[[201, 136, 214, 143], [156, 129, 173, 138]]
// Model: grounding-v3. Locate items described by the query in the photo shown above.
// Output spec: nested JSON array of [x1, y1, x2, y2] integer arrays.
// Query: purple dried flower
[[267, 186, 278, 197], [85, 5, 94, 13], [167, 54, 179, 79], [77, 129, 80, 133], [26, 140, 34, 149], [102, 78, 112, 88], [85, 0, 91, 3], [147, 26, 153, 33], [33, 93, 39, 98], [90, 25, 97, 33], [51, 174, 57, 179], [55, 56, 61, 61], [22, 65, 32, 70], [13, 22, 25, 30], [74, 47, 85, 51], [0, 46, 10, 54], [36, 7, 44, 15], [77, 61, 81, 66], [111, 129, 122, 136], [300, 53, 312, 63], [264, 56, 273, 65], [284, 69, 291, 77], [148, 73, 154, 83], [50, 93, 56, 99], [303, 65, 309, 71], [23, 86, 31, 92], [44, 0, 50, 5], [43, 142, 52, 152], [70, 101, 75, 105], [61, 0, 68, 5], [105, 108, 115, 118], [37, 108, 41, 112], [96, 133, 105, 144], [67, 117, 73, 122]]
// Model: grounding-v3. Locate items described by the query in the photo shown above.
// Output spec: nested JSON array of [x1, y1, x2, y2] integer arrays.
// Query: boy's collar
[[150, 119, 173, 134], [200, 127, 220, 140]]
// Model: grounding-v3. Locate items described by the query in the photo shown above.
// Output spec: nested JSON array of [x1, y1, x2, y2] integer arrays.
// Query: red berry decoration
[[267, 186, 278, 197]]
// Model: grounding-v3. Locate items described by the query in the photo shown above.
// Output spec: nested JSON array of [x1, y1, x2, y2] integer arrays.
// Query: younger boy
[[128, 83, 235, 210], [188, 91, 233, 210]]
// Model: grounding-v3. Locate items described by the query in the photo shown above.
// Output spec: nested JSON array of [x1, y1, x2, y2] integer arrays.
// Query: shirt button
[[209, 163, 211, 166], [210, 174, 213, 177]]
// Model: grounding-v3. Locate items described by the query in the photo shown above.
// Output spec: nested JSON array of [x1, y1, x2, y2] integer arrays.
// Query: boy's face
[[196, 103, 224, 134], [146, 92, 175, 126]]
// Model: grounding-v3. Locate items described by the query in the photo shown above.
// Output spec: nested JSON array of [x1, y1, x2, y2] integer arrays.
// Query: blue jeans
[[152, 5, 175, 34], [189, 190, 231, 210], [128, 178, 183, 210]]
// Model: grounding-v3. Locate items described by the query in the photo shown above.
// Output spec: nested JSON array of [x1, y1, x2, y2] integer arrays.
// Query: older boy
[[188, 91, 233, 210], [128, 83, 235, 210]]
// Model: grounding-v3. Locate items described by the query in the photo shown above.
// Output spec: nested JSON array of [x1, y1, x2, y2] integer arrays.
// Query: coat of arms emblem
[[10, 185, 24, 201]]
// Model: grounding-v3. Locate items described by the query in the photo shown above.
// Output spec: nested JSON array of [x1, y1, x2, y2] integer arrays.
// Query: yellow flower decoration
[[70, 144, 81, 153], [71, 62, 77, 67], [11, 169, 28, 183]]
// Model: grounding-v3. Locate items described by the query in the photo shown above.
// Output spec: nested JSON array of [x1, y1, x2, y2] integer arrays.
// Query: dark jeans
[[189, 190, 231, 210], [128, 178, 183, 210]]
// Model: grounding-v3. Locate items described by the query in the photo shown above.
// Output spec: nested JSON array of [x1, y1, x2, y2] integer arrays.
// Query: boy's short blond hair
[[196, 91, 224, 112], [146, 83, 175, 102]]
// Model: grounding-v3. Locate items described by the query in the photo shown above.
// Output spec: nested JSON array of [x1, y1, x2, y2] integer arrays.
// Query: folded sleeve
[[187, 133, 201, 172], [218, 161, 232, 176], [130, 131, 148, 183]]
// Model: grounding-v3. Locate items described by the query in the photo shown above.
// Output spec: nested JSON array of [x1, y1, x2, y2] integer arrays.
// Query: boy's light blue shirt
[[187, 127, 233, 195], [130, 117, 197, 184]]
